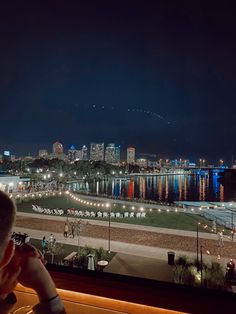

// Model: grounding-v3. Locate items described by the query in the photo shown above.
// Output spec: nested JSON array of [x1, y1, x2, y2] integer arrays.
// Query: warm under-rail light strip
[[14, 284, 187, 314]]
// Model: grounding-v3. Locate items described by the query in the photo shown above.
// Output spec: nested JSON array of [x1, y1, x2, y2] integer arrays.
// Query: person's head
[[0, 191, 16, 268]]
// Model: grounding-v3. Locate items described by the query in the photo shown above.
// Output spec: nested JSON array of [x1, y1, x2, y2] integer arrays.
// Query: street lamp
[[200, 245, 203, 286], [106, 203, 111, 253], [229, 203, 234, 241], [200, 245, 210, 286], [231, 210, 234, 242], [197, 222, 200, 269]]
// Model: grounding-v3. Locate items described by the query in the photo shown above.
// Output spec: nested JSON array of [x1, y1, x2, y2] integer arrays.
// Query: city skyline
[[0, 139, 230, 166], [0, 2, 236, 161]]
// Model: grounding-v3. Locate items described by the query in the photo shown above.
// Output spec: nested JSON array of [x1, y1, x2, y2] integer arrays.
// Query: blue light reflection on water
[[71, 173, 236, 202]]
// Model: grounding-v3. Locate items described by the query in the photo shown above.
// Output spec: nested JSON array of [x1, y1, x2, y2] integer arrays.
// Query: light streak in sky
[[91, 104, 171, 124]]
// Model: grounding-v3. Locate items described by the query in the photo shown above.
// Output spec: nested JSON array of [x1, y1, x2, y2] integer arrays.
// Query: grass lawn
[[29, 238, 115, 266], [29, 238, 78, 262], [16, 195, 218, 233]]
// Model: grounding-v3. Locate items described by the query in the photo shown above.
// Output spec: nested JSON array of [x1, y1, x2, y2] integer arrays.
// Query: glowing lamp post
[[197, 222, 200, 269], [200, 246, 210, 286], [229, 203, 234, 241], [106, 203, 111, 253]]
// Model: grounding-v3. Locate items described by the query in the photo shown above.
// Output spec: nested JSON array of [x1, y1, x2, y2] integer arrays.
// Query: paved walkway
[[13, 224, 229, 269], [105, 253, 174, 282], [14, 194, 232, 281]]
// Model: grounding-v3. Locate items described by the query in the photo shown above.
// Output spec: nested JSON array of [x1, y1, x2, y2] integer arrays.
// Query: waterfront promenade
[[13, 190, 236, 279], [16, 211, 225, 241], [15, 211, 233, 267]]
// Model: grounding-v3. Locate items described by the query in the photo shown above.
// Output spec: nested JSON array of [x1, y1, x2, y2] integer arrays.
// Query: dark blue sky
[[0, 1, 236, 162]]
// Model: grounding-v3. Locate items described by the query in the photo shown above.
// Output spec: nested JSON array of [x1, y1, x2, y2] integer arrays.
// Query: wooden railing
[[13, 264, 236, 314]]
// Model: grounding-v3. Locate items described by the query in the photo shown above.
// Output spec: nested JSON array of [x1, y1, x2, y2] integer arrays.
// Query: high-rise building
[[38, 149, 48, 158], [52, 141, 65, 160], [52, 141, 64, 154], [80, 145, 88, 160], [105, 144, 121, 164], [127, 147, 135, 164], [68, 145, 79, 162], [105, 143, 116, 164], [90, 143, 104, 161], [115, 145, 121, 163]]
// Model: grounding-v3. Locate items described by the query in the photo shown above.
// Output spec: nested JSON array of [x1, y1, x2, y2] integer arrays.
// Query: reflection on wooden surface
[[14, 284, 185, 314]]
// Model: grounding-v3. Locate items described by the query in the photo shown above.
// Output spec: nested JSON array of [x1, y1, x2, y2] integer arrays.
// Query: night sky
[[0, 2, 236, 162]]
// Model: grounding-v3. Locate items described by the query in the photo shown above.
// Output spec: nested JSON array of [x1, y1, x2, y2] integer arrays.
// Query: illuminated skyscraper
[[52, 141, 64, 160], [90, 143, 104, 161], [115, 145, 121, 163], [68, 145, 79, 162], [105, 143, 116, 164], [52, 141, 64, 154], [127, 147, 135, 164], [80, 145, 88, 160]]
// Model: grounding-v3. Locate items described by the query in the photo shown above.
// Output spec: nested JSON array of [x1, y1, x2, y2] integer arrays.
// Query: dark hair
[[0, 191, 16, 252]]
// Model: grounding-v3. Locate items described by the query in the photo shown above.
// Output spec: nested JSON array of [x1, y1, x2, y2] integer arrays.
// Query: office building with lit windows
[[38, 149, 48, 158], [79, 145, 88, 160], [68, 145, 79, 162], [115, 145, 121, 163], [52, 141, 64, 154], [136, 158, 148, 168], [104, 144, 121, 164], [90, 142, 104, 161], [127, 147, 135, 164], [105, 143, 116, 164], [52, 141, 65, 160]]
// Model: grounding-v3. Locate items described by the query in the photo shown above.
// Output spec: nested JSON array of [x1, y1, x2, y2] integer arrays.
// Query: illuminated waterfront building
[[136, 158, 148, 168], [0, 175, 20, 193]]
